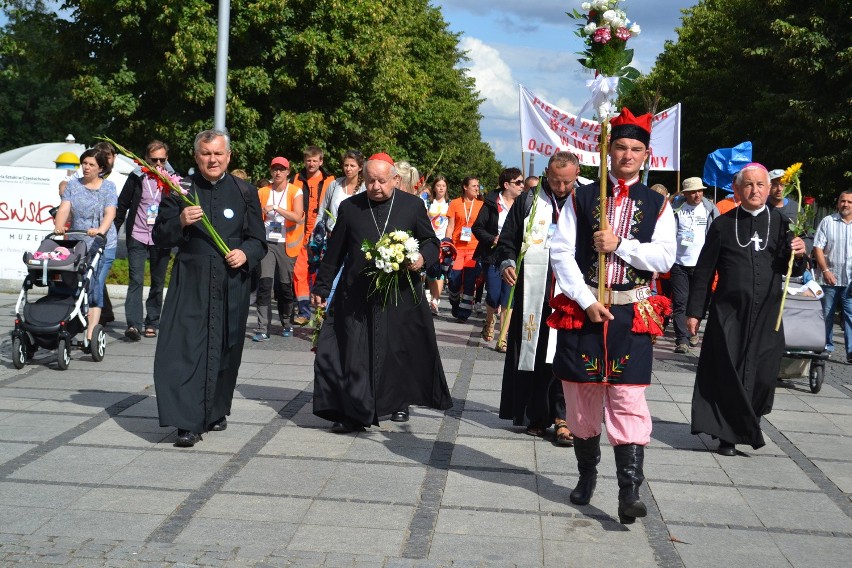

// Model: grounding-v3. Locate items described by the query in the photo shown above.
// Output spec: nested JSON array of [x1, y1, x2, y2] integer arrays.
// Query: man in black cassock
[[687, 163, 806, 456], [497, 151, 580, 444], [153, 129, 267, 448], [311, 153, 452, 433]]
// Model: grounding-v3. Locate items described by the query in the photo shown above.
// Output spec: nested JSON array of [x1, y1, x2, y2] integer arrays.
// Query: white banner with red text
[[519, 85, 681, 171]]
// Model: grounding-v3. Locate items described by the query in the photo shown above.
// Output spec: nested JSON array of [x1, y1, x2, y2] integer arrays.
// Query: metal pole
[[214, 0, 231, 131]]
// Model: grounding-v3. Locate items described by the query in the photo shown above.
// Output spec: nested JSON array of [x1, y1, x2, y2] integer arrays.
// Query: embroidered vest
[[573, 182, 665, 291]]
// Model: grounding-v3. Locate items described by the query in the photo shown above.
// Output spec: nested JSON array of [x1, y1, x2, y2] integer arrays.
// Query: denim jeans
[[822, 285, 852, 355], [89, 246, 116, 308], [483, 263, 511, 309], [125, 236, 171, 330]]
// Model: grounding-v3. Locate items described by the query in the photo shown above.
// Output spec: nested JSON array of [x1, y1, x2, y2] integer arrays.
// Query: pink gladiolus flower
[[615, 27, 631, 41], [593, 27, 611, 43]]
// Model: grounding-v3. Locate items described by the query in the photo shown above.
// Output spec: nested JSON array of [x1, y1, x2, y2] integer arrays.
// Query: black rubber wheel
[[808, 361, 824, 394], [12, 336, 26, 369], [57, 338, 72, 370], [90, 324, 106, 362]]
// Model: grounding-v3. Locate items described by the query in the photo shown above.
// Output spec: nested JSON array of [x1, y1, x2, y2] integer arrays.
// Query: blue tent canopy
[[703, 141, 752, 193]]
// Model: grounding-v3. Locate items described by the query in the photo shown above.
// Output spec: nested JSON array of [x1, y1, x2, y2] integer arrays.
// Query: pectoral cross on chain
[[750, 232, 763, 251], [524, 314, 538, 341]]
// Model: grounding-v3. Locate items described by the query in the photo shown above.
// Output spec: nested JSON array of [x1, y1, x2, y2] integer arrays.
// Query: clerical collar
[[741, 204, 766, 217], [201, 172, 227, 185]]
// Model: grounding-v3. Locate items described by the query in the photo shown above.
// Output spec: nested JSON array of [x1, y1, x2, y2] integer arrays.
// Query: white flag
[[519, 85, 681, 171]]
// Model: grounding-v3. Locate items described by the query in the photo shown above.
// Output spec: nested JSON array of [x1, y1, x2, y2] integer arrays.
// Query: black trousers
[[670, 263, 696, 345]]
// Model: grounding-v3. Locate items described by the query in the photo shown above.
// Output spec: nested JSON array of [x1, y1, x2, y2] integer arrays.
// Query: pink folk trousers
[[561, 382, 652, 446]]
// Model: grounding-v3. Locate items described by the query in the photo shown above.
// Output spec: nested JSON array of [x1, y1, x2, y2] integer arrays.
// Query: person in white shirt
[[670, 177, 720, 352]]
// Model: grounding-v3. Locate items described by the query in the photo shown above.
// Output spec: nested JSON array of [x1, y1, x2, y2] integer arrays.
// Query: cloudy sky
[[433, 0, 697, 167]]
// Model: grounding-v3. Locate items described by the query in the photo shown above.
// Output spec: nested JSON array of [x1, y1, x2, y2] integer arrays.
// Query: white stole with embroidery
[[519, 195, 561, 371]]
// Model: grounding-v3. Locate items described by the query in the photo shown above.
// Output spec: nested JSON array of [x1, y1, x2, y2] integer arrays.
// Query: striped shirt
[[813, 213, 852, 287]]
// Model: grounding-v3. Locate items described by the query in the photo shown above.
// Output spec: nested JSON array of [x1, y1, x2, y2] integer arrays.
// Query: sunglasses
[[509, 179, 524, 186], [148, 157, 167, 164]]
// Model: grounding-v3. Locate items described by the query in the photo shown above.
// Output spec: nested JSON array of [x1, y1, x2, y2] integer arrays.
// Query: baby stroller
[[11, 231, 108, 370], [779, 278, 829, 393]]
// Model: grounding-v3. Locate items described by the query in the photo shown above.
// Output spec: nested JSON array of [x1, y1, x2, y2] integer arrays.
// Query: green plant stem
[[775, 178, 803, 332]]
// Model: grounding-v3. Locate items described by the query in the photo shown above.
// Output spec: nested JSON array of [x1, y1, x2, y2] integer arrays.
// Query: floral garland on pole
[[568, 0, 641, 300]]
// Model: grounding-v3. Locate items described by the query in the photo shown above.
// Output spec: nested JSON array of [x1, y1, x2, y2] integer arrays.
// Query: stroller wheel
[[808, 361, 824, 394], [12, 336, 26, 369], [90, 324, 106, 362], [57, 338, 72, 370]]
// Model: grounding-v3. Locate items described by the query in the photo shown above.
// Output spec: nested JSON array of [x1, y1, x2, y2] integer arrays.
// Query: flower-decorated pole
[[775, 163, 807, 331], [98, 136, 230, 256], [569, 0, 641, 302]]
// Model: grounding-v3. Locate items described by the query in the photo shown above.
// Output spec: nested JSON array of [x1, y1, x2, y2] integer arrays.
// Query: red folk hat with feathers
[[610, 107, 652, 147]]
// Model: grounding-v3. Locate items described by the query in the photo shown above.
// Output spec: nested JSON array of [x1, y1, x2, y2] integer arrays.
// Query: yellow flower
[[365, 252, 372, 260], [780, 162, 802, 186]]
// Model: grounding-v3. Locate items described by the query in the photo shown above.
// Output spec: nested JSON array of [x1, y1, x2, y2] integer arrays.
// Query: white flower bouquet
[[361, 230, 421, 306]]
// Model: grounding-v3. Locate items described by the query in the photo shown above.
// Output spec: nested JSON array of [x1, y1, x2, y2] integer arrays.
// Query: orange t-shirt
[[716, 197, 738, 214], [447, 197, 483, 251]]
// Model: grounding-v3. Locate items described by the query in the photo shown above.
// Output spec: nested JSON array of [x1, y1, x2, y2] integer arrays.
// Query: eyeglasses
[[148, 157, 167, 164], [509, 180, 524, 186]]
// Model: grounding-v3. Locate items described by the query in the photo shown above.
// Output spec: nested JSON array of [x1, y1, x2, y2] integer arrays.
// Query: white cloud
[[458, 36, 518, 118]]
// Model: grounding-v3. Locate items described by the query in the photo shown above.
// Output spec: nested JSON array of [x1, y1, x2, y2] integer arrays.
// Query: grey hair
[[733, 164, 769, 186], [194, 129, 231, 153]]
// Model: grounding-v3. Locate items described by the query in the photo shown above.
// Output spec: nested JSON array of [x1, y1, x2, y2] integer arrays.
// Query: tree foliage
[[623, 0, 851, 204], [0, 0, 501, 188]]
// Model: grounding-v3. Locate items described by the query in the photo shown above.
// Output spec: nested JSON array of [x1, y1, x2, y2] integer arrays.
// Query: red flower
[[804, 196, 815, 206]]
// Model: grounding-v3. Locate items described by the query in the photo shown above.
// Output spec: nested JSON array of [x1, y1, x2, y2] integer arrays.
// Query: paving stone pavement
[[0, 289, 850, 567]]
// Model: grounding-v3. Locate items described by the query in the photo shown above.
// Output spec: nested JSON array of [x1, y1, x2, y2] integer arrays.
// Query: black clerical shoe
[[331, 421, 364, 434], [717, 440, 736, 456], [208, 417, 227, 432], [391, 409, 410, 422], [175, 429, 202, 448]]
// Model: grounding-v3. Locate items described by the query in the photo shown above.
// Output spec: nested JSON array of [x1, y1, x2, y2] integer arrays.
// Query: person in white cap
[[670, 177, 720, 353], [768, 168, 799, 225]]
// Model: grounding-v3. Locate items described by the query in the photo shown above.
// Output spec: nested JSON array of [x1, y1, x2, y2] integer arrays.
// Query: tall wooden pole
[[598, 118, 610, 302]]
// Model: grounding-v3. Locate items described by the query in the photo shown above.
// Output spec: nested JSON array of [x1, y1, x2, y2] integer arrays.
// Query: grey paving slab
[[196, 494, 311, 524], [288, 524, 406, 556], [461, 388, 501, 412], [823, 412, 852, 436], [651, 481, 763, 526], [739, 487, 852, 532], [669, 525, 790, 568], [0, 441, 36, 466], [301, 500, 414, 530], [813, 459, 852, 493], [341, 432, 436, 465], [770, 531, 852, 568], [717, 455, 820, 490], [0, 482, 89, 508], [175, 517, 298, 547], [103, 450, 231, 490], [767, 409, 848, 436], [542, 517, 656, 568], [259, 426, 355, 458], [33, 509, 165, 540], [71, 487, 190, 515], [455, 411, 518, 439], [450, 437, 536, 471], [9, 446, 144, 484], [319, 462, 426, 504], [0, 505, 56, 535], [222, 456, 338, 497], [428, 533, 542, 565], [0, 412, 92, 443], [441, 470, 539, 511], [71, 417, 173, 447], [435, 509, 540, 539], [784, 430, 852, 461]]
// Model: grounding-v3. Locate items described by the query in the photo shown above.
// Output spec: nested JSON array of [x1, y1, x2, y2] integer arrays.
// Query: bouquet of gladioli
[[97, 136, 231, 257], [361, 230, 421, 306]]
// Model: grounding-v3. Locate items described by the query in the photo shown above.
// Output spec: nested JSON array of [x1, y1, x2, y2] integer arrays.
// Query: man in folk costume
[[548, 108, 676, 524], [311, 153, 452, 433], [687, 164, 806, 456], [497, 151, 581, 445]]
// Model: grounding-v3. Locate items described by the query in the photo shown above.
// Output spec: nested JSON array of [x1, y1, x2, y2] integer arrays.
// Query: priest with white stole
[[548, 108, 676, 525], [496, 151, 581, 446], [687, 163, 806, 457]]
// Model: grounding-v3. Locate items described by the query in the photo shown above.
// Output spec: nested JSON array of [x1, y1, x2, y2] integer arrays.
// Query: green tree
[[624, 0, 851, 203], [1, 0, 500, 187]]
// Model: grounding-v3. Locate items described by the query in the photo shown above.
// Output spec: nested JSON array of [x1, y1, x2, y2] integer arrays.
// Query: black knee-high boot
[[613, 444, 647, 524], [569, 435, 600, 505]]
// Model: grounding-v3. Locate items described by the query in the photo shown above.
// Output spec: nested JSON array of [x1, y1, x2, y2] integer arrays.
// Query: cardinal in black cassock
[[153, 131, 267, 447], [687, 164, 805, 453], [312, 154, 452, 431]]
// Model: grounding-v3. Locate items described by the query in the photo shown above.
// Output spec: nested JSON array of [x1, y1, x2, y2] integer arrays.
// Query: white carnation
[[584, 22, 597, 35], [602, 9, 616, 23], [581, 2, 592, 10], [629, 23, 641, 35]]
